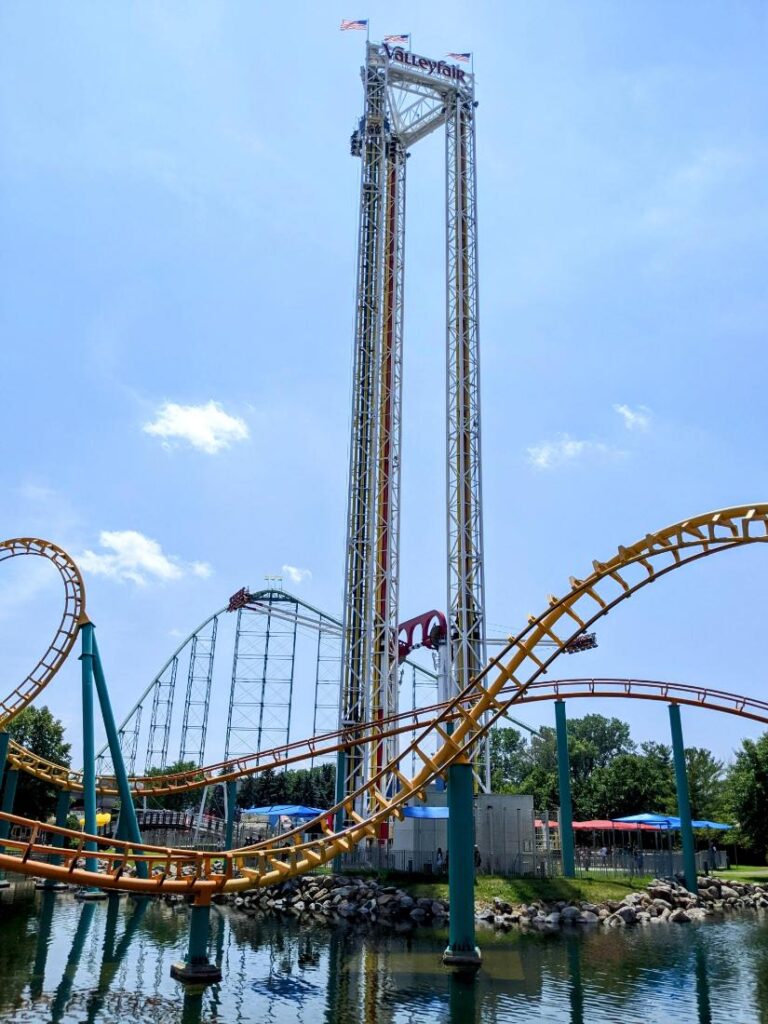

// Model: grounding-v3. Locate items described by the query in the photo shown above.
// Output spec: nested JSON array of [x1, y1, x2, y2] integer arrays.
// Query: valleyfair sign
[[382, 43, 468, 83]]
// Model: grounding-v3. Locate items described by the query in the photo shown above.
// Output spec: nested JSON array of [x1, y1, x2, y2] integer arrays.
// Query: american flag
[[447, 52, 471, 63], [340, 19, 368, 31], [383, 34, 409, 44]]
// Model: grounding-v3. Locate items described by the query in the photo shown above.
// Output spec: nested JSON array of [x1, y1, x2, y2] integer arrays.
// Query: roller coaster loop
[[0, 538, 86, 728], [1, 505, 767, 894]]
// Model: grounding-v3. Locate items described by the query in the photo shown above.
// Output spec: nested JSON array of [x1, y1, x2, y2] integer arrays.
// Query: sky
[[1, 2, 767, 772]]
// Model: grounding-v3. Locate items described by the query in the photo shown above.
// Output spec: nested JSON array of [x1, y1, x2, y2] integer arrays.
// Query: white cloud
[[143, 401, 249, 454], [613, 403, 652, 432], [79, 530, 213, 586], [282, 564, 312, 585], [527, 434, 624, 470]]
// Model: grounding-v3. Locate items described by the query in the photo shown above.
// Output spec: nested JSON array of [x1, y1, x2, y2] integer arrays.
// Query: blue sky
[[1, 2, 766, 770]]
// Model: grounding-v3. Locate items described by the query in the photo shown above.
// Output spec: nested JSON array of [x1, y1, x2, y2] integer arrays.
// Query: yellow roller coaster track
[[0, 538, 86, 728], [1, 505, 766, 895]]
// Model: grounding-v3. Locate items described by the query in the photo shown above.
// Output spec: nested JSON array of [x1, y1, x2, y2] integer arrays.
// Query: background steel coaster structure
[[92, 587, 440, 781], [340, 42, 488, 811]]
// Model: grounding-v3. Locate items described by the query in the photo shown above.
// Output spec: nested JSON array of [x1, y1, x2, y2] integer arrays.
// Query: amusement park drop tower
[[338, 39, 486, 865]]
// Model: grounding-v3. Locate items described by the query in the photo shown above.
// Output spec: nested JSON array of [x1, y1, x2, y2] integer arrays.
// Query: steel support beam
[[668, 702, 698, 893], [444, 757, 481, 969], [170, 900, 222, 984], [92, 632, 147, 878], [555, 700, 576, 878], [79, 623, 99, 877]]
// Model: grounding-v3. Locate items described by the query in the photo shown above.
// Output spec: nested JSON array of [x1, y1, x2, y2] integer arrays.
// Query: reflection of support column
[[91, 633, 146, 878], [84, 896, 149, 1023], [170, 896, 222, 984], [31, 889, 57, 998], [566, 936, 584, 1024], [669, 703, 698, 894], [449, 968, 479, 1023], [50, 901, 96, 1023], [225, 779, 237, 850], [694, 944, 712, 1024], [555, 701, 575, 878], [444, 754, 481, 969]]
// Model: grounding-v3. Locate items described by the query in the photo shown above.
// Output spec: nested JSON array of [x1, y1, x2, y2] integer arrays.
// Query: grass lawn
[[714, 865, 768, 884], [399, 873, 653, 908]]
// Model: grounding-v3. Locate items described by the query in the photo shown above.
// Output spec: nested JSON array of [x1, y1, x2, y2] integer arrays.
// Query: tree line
[[490, 713, 768, 859]]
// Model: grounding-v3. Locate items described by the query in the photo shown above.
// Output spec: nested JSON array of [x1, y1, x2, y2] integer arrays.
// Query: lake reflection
[[1, 888, 767, 1023]]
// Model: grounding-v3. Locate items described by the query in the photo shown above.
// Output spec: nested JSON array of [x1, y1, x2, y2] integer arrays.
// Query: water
[[1, 886, 768, 1023]]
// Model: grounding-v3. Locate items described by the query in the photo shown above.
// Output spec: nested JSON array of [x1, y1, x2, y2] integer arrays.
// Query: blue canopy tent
[[241, 805, 326, 827], [403, 806, 449, 819], [613, 813, 732, 830]]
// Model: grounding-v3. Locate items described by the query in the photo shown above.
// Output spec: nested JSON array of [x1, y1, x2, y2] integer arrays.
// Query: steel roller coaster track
[[1, 504, 767, 895]]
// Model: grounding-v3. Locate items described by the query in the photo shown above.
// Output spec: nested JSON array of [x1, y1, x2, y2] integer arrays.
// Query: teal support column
[[79, 623, 100, 879], [0, 766, 19, 848], [669, 702, 698, 894], [44, 789, 72, 890], [443, 758, 481, 970], [0, 731, 9, 793], [91, 633, 147, 879], [170, 901, 222, 984], [333, 750, 346, 872], [555, 701, 576, 878], [225, 780, 237, 850]]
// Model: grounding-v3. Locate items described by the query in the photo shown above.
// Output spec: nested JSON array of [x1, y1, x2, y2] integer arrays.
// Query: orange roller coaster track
[[1, 504, 767, 894], [6, 675, 768, 798]]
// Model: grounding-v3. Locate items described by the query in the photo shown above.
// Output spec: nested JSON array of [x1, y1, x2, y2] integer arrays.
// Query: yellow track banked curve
[[1, 505, 766, 894]]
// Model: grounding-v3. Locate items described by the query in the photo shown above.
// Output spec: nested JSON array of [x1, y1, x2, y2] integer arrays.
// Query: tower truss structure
[[341, 43, 487, 804]]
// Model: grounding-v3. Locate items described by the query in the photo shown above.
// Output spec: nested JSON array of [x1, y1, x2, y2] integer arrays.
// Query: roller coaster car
[[564, 633, 598, 654]]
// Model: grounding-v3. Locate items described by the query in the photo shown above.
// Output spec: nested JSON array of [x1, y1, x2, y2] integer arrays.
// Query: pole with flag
[[447, 51, 473, 74], [340, 19, 369, 41], [383, 34, 410, 50]]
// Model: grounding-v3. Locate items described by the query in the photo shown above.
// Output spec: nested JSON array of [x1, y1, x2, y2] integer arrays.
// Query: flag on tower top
[[340, 19, 368, 31], [447, 52, 471, 63], [383, 34, 409, 44]]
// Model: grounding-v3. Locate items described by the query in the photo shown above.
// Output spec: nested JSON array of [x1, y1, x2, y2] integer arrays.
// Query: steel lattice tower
[[340, 42, 487, 808]]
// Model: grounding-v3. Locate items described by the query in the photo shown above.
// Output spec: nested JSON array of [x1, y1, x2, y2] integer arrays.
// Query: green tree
[[144, 760, 200, 811], [588, 752, 675, 819], [7, 706, 71, 820], [489, 727, 530, 792], [518, 714, 635, 818], [685, 747, 725, 820], [724, 733, 768, 860]]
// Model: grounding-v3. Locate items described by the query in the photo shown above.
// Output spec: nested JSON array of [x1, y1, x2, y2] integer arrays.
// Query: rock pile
[[220, 874, 448, 932], [481, 876, 768, 932], [221, 874, 768, 934]]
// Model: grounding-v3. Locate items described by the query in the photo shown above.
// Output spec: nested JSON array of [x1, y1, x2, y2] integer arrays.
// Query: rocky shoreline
[[218, 873, 768, 934]]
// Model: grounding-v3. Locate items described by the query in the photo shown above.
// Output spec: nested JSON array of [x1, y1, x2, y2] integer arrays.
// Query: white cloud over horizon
[[282, 564, 312, 584], [143, 400, 249, 454], [527, 434, 625, 470], [614, 403, 652, 432], [79, 530, 212, 585]]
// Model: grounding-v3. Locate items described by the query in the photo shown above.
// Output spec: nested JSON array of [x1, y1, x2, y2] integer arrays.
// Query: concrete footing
[[170, 960, 222, 984], [35, 881, 69, 892], [75, 889, 108, 901], [442, 947, 482, 972], [0, 880, 10, 890]]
